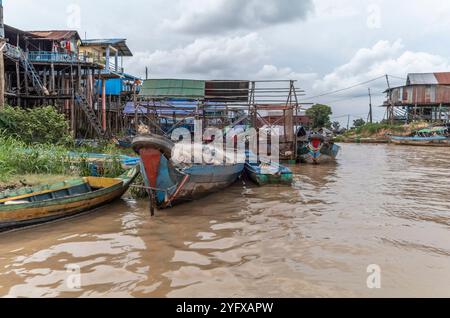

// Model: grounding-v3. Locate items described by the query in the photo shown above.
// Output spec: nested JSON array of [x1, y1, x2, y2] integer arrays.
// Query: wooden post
[[50, 63, 55, 93], [115, 50, 119, 72], [16, 61, 21, 107], [0, 1, 4, 108], [105, 46, 110, 71], [70, 66, 76, 136], [133, 82, 138, 133], [285, 81, 294, 144], [102, 79, 106, 132], [385, 75, 394, 125], [0, 38, 5, 109], [77, 64, 81, 93], [368, 88, 373, 124]]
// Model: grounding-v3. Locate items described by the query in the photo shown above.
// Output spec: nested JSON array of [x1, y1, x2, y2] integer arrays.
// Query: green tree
[[353, 118, 366, 128], [305, 104, 332, 129], [332, 121, 341, 131]]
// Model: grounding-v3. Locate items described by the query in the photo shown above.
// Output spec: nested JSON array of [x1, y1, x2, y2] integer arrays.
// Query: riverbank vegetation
[[334, 121, 430, 142], [0, 106, 132, 191]]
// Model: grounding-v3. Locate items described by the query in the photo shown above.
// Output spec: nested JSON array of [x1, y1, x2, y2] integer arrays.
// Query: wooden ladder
[[75, 94, 107, 139], [3, 43, 49, 96]]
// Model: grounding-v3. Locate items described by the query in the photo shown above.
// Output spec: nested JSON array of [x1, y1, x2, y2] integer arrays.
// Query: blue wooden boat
[[244, 152, 293, 186], [390, 135, 449, 146], [298, 134, 341, 164], [132, 135, 245, 209], [68, 152, 140, 176], [68, 152, 140, 166], [391, 127, 450, 146], [116, 138, 133, 149]]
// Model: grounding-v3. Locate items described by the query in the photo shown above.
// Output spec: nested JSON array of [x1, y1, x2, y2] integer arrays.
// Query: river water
[[0, 144, 449, 298]]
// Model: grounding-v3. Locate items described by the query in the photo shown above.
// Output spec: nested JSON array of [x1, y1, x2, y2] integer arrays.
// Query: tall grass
[[0, 134, 72, 182], [348, 123, 407, 137], [0, 134, 127, 183]]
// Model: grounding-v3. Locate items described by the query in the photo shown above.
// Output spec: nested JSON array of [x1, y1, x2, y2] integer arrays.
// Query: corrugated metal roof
[[5, 24, 33, 37], [28, 30, 80, 41], [81, 39, 133, 57], [140, 79, 205, 99], [407, 73, 438, 85], [433, 72, 450, 85], [205, 80, 249, 102]]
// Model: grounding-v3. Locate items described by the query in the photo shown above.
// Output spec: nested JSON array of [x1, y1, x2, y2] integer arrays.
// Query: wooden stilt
[[15, 60, 21, 106], [0, 38, 4, 109], [102, 79, 106, 133]]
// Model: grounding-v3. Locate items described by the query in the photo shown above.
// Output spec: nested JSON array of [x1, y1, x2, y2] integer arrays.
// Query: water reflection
[[0, 144, 450, 297]]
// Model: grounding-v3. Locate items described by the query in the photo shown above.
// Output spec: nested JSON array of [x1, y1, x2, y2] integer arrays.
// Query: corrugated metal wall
[[392, 85, 450, 104]]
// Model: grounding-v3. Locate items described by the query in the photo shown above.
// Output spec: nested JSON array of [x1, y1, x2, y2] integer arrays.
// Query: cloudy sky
[[6, 0, 450, 124]]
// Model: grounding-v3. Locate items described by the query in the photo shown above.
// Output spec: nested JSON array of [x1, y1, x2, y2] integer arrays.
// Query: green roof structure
[[140, 79, 205, 99]]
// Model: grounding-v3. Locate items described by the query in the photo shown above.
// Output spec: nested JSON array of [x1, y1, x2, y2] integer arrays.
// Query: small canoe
[[245, 160, 293, 186], [115, 138, 133, 149], [0, 166, 139, 232], [68, 152, 140, 176], [68, 152, 140, 167], [390, 136, 450, 147], [133, 135, 245, 209]]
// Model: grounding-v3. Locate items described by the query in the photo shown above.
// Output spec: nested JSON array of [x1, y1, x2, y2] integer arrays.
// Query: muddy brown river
[[0, 144, 449, 298]]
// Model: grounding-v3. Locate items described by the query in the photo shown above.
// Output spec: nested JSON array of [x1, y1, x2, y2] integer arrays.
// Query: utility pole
[[145, 67, 148, 80], [347, 114, 350, 130], [368, 88, 373, 124], [0, 0, 5, 110], [385, 74, 394, 125]]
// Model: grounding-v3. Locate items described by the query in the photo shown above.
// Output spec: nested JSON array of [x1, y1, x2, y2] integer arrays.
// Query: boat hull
[[390, 136, 450, 147], [134, 135, 244, 208], [0, 168, 139, 232], [172, 163, 244, 204], [245, 163, 293, 186], [298, 142, 341, 164]]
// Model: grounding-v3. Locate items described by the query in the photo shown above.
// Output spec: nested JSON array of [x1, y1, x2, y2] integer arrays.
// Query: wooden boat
[[245, 162, 293, 186], [390, 135, 449, 146], [298, 134, 341, 164], [244, 151, 293, 186], [132, 134, 245, 209], [391, 128, 450, 147], [68, 152, 140, 167], [115, 138, 133, 149], [68, 152, 140, 176], [0, 166, 139, 232]]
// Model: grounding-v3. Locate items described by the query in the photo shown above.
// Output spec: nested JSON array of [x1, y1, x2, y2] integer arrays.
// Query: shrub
[[0, 105, 73, 145]]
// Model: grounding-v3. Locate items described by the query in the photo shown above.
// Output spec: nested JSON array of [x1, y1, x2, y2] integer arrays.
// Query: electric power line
[[386, 74, 407, 81], [305, 92, 384, 105], [299, 75, 387, 101]]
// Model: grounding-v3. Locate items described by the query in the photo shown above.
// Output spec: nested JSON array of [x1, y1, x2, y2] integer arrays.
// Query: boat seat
[[4, 200, 30, 205]]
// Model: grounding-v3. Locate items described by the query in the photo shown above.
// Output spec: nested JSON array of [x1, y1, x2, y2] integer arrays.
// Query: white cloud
[[165, 0, 314, 34], [125, 33, 268, 78], [313, 0, 361, 20], [313, 40, 450, 93], [256, 65, 317, 82]]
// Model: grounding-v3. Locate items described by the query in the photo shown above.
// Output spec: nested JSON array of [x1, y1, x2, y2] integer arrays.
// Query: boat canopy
[[417, 127, 448, 134], [417, 129, 432, 134]]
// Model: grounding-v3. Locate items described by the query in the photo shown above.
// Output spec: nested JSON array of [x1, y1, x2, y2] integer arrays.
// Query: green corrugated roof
[[140, 79, 205, 99]]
